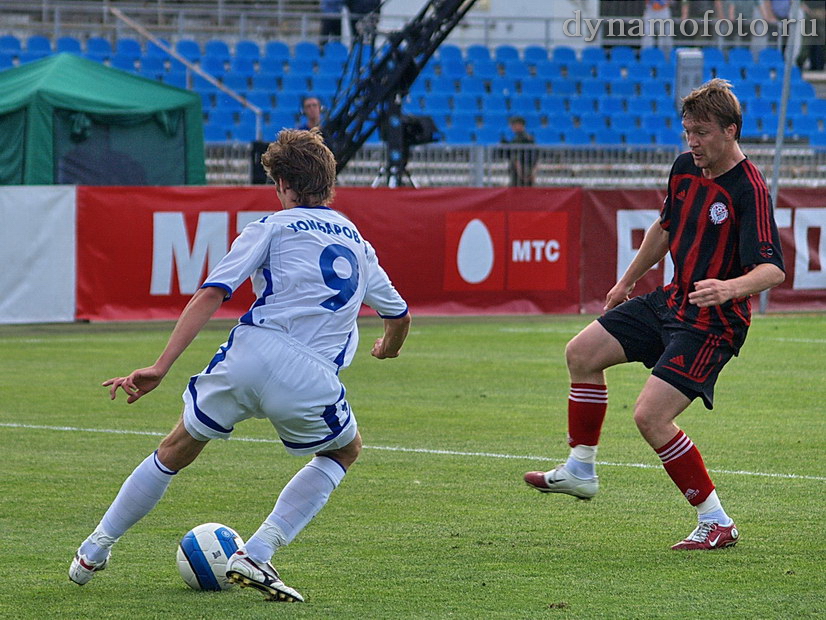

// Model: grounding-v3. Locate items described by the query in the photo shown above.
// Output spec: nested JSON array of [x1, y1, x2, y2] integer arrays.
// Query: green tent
[[0, 53, 205, 185]]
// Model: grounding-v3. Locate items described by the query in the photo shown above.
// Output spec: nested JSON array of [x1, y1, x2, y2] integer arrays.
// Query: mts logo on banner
[[150, 211, 270, 295], [444, 211, 568, 291]]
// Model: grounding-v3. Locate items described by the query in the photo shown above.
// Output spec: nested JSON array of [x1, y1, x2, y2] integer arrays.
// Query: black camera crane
[[321, 0, 479, 187]]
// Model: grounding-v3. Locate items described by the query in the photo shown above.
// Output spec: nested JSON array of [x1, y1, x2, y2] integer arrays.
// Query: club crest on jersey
[[709, 202, 729, 225]]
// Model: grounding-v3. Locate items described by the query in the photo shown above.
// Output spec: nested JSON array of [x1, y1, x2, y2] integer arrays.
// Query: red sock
[[567, 383, 607, 447], [656, 430, 715, 506]]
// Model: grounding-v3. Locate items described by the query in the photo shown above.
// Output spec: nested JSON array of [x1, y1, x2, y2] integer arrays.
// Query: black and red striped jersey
[[660, 152, 785, 347]]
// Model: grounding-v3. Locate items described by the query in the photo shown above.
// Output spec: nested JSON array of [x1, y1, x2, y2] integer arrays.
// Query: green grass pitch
[[0, 313, 824, 618]]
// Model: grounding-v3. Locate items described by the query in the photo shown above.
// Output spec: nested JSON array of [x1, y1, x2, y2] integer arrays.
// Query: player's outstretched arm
[[371, 313, 412, 359], [103, 286, 227, 403]]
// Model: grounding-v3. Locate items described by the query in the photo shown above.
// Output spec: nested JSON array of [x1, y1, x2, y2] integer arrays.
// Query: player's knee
[[565, 336, 591, 374], [157, 429, 206, 471], [319, 432, 362, 469]]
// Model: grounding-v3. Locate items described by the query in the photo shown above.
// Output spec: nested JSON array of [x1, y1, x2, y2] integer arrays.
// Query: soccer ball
[[176, 522, 244, 591]]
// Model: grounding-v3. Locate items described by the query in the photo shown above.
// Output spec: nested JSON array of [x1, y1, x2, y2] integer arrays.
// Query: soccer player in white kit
[[69, 128, 411, 602]]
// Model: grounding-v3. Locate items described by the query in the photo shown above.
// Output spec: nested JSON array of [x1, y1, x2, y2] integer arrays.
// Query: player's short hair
[[261, 128, 336, 206], [681, 78, 742, 140]]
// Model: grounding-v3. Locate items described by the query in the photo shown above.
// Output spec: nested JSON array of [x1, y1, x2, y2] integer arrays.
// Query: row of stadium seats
[[1, 33, 824, 146]]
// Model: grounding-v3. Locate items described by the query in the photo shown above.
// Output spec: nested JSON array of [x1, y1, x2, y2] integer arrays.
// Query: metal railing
[[207, 142, 826, 188]]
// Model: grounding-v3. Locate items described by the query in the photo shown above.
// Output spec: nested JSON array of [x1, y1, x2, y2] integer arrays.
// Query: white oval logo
[[456, 219, 495, 284]]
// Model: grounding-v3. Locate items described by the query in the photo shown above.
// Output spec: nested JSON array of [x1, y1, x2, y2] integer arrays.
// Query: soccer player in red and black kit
[[524, 79, 785, 550]]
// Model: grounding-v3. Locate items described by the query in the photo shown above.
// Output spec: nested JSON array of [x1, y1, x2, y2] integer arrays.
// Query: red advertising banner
[[76, 186, 583, 321], [581, 188, 826, 313]]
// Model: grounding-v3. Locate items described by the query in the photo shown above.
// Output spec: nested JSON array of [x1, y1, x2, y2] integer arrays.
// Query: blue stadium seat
[[535, 60, 563, 81], [451, 110, 478, 129], [550, 79, 576, 98], [437, 44, 463, 64], [282, 74, 310, 91], [786, 113, 813, 139], [610, 46, 636, 66], [639, 47, 666, 68], [627, 98, 653, 116], [581, 47, 606, 68], [466, 44, 491, 63], [759, 114, 779, 133], [259, 57, 285, 75], [760, 81, 782, 99], [236, 40, 261, 61], [758, 48, 783, 66], [230, 122, 258, 142], [204, 124, 228, 141], [703, 47, 726, 72], [115, 38, 142, 60], [230, 56, 256, 78], [579, 111, 608, 131], [205, 40, 231, 62], [610, 112, 638, 131], [490, 76, 518, 97], [0, 53, 13, 70], [552, 46, 577, 65], [510, 96, 537, 115], [453, 93, 480, 111], [642, 114, 669, 133], [495, 45, 520, 64], [546, 113, 575, 132], [140, 56, 165, 76], [252, 71, 280, 91], [598, 96, 625, 115], [294, 41, 321, 60], [567, 61, 593, 82], [322, 41, 348, 61], [564, 127, 591, 145], [0, 35, 21, 55], [655, 63, 675, 81], [596, 61, 622, 81], [482, 93, 509, 113], [793, 81, 816, 100], [287, 57, 315, 76], [521, 78, 548, 98], [609, 79, 635, 98], [26, 35, 52, 55], [265, 41, 290, 61], [145, 38, 171, 59], [595, 127, 623, 145], [474, 125, 504, 144], [202, 56, 227, 77], [580, 79, 607, 99], [110, 54, 137, 72], [639, 77, 669, 98], [539, 94, 568, 116], [535, 127, 563, 144], [482, 111, 509, 130], [312, 74, 339, 98], [57, 36, 82, 55], [728, 47, 753, 68], [747, 98, 774, 117], [317, 56, 345, 75], [502, 60, 530, 81], [440, 58, 468, 78], [268, 111, 298, 131], [222, 73, 250, 92], [655, 128, 683, 146], [214, 93, 245, 112], [85, 36, 112, 61], [741, 116, 762, 139], [246, 90, 274, 110], [457, 76, 484, 96], [208, 108, 236, 128], [470, 59, 498, 81], [809, 131, 826, 150], [523, 46, 549, 66], [423, 93, 452, 114], [163, 71, 188, 88], [176, 39, 201, 62], [626, 131, 656, 146], [809, 99, 826, 119], [444, 125, 474, 144]]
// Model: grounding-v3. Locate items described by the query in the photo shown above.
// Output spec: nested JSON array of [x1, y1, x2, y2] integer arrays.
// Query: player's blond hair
[[261, 127, 336, 206], [681, 78, 743, 140]]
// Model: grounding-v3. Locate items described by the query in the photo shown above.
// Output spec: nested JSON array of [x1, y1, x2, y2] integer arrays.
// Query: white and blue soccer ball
[[176, 522, 244, 591]]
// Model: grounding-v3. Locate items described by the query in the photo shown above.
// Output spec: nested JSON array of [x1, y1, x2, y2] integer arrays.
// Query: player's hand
[[102, 366, 165, 404], [371, 338, 399, 359], [604, 281, 634, 312], [688, 279, 732, 307]]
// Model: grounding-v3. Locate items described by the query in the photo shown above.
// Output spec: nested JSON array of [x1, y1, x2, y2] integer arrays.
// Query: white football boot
[[524, 464, 599, 500], [69, 550, 110, 585], [225, 549, 304, 602]]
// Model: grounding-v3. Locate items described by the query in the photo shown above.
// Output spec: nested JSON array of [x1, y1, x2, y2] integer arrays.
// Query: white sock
[[81, 451, 177, 562], [696, 490, 733, 526], [245, 456, 346, 563], [565, 444, 597, 479]]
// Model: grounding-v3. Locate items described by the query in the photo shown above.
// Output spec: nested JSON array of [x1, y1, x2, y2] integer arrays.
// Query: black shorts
[[596, 288, 739, 410]]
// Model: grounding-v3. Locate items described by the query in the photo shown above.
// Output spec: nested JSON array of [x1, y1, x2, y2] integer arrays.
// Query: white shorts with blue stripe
[[182, 325, 358, 456]]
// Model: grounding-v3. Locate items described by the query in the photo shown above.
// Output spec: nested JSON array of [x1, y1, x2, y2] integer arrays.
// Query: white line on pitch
[[2, 422, 825, 482]]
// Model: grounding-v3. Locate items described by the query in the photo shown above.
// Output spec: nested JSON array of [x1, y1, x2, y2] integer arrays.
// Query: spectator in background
[[346, 0, 381, 37], [797, 0, 826, 70], [320, 0, 344, 44], [503, 115, 538, 187], [679, 0, 720, 44], [642, 0, 675, 55], [760, 0, 793, 52], [297, 95, 322, 130], [721, 0, 761, 50]]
